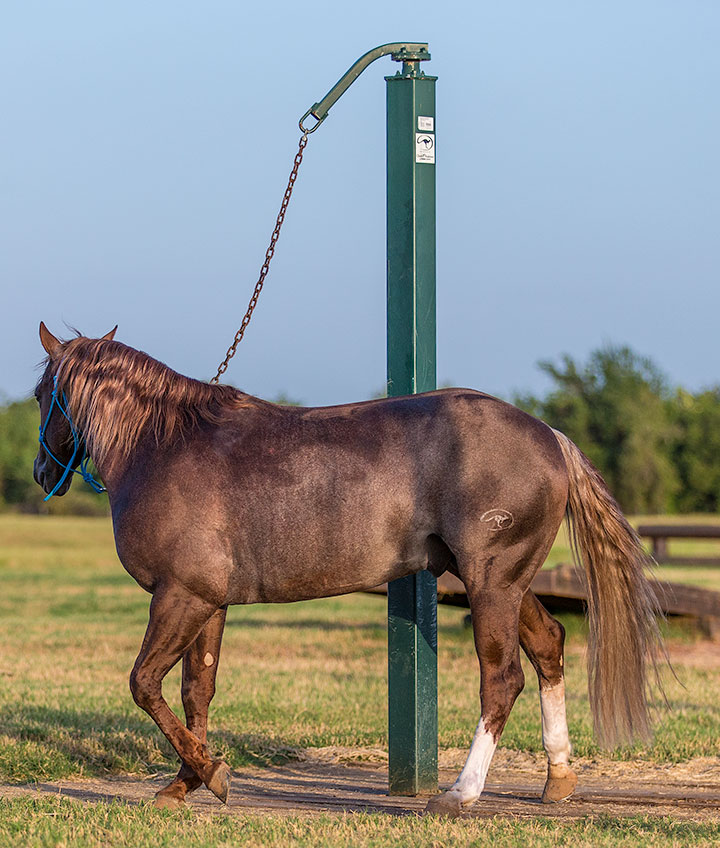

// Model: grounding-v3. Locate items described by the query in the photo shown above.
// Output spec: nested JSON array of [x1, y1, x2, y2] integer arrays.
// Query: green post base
[[388, 572, 438, 794]]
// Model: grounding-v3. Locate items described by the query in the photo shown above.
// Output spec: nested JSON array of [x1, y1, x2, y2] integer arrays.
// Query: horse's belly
[[226, 532, 429, 605]]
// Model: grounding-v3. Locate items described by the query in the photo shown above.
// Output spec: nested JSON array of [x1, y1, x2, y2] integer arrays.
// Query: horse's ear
[[101, 325, 118, 342], [39, 322, 61, 357]]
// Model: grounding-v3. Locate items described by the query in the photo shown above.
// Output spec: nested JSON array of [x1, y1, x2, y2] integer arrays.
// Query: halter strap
[[38, 375, 106, 501]]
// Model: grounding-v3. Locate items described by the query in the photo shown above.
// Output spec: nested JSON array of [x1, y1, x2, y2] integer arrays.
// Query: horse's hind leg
[[426, 580, 525, 816], [154, 606, 228, 810], [129, 583, 231, 804], [519, 590, 577, 803]]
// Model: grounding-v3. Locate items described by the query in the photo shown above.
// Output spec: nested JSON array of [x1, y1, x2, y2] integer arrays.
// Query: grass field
[[2, 797, 720, 848], [0, 514, 719, 845]]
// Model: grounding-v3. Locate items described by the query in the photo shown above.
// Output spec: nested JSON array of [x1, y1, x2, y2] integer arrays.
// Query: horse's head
[[33, 322, 117, 497]]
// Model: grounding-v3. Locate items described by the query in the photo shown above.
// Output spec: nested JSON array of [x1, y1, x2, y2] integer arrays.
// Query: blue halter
[[38, 375, 106, 501]]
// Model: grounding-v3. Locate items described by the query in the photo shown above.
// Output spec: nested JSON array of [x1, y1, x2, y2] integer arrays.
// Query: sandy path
[[3, 749, 719, 822]]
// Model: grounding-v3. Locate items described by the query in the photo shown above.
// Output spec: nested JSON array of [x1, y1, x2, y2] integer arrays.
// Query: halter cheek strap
[[38, 375, 106, 501]]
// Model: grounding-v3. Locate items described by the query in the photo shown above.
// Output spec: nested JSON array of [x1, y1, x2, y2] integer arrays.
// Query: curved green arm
[[303, 43, 430, 126]]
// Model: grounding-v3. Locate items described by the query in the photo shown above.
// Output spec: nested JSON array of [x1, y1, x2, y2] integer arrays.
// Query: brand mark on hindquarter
[[481, 508, 515, 531]]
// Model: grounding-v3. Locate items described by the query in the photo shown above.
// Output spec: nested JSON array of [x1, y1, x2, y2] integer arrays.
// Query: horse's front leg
[[154, 606, 228, 810], [129, 583, 232, 804]]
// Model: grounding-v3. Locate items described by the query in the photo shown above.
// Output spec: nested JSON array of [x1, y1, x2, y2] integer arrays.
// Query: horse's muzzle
[[34, 452, 72, 497]]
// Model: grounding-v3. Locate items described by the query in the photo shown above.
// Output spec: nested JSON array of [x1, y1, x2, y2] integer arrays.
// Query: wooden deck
[[369, 564, 720, 640]]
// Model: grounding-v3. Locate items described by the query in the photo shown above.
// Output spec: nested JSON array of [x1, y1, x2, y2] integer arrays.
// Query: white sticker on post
[[415, 133, 435, 164], [418, 116, 434, 131]]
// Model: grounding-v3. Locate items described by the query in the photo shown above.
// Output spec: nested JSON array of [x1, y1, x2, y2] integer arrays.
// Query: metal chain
[[211, 133, 310, 384]]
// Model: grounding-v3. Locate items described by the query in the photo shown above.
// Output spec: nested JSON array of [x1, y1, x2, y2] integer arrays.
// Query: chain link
[[211, 133, 310, 384]]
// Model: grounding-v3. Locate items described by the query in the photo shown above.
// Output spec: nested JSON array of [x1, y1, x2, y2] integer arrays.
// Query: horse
[[33, 323, 664, 815]]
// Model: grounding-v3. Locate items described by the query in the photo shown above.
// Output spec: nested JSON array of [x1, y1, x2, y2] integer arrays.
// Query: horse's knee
[[506, 660, 525, 701], [523, 612, 566, 686], [548, 617, 565, 653], [130, 666, 159, 711], [537, 616, 565, 662], [537, 617, 565, 682], [482, 658, 525, 716]]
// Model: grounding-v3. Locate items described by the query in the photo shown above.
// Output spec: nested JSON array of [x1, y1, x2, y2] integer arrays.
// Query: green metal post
[[299, 42, 437, 798], [386, 58, 438, 796]]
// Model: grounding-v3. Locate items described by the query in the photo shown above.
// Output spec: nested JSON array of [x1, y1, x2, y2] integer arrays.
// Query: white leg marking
[[540, 682, 571, 765], [445, 718, 497, 806]]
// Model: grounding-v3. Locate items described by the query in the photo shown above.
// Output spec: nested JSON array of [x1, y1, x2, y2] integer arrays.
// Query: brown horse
[[33, 324, 663, 815]]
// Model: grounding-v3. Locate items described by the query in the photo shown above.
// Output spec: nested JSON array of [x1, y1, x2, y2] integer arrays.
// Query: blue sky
[[2, 2, 718, 405]]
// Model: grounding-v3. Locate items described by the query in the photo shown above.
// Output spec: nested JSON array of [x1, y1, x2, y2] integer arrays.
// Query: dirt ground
[[2, 747, 719, 822], [2, 643, 718, 822]]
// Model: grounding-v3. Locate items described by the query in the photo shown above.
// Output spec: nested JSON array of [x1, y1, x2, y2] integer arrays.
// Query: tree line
[[1, 344, 718, 515], [514, 346, 719, 514]]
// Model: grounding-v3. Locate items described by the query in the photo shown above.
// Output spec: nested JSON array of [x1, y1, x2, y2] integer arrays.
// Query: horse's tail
[[551, 428, 665, 748]]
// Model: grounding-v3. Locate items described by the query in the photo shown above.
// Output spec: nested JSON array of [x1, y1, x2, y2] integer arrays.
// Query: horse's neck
[[71, 371, 149, 489], [76, 366, 222, 490]]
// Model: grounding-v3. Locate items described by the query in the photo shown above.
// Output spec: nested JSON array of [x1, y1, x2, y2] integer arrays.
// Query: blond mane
[[49, 337, 261, 466]]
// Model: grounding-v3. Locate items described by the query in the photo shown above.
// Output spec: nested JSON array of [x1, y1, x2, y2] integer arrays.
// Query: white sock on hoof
[[540, 681, 571, 765], [445, 717, 497, 806]]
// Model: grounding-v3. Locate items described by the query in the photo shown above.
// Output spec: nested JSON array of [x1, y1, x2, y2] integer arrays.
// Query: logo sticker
[[481, 508, 515, 532], [415, 133, 435, 164]]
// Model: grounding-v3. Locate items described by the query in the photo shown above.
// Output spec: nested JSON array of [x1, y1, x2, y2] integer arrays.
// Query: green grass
[[0, 514, 719, 788], [0, 798, 718, 848], [1, 514, 720, 845]]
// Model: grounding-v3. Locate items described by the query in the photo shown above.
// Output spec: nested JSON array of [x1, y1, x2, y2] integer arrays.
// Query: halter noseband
[[38, 374, 106, 501]]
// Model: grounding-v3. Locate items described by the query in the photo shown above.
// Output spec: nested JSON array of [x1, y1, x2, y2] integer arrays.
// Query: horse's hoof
[[541, 763, 577, 803], [205, 759, 232, 804], [153, 791, 186, 811], [424, 791, 463, 817]]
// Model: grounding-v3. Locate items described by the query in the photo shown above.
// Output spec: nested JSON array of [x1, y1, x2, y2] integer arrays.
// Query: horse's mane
[[50, 337, 263, 466]]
